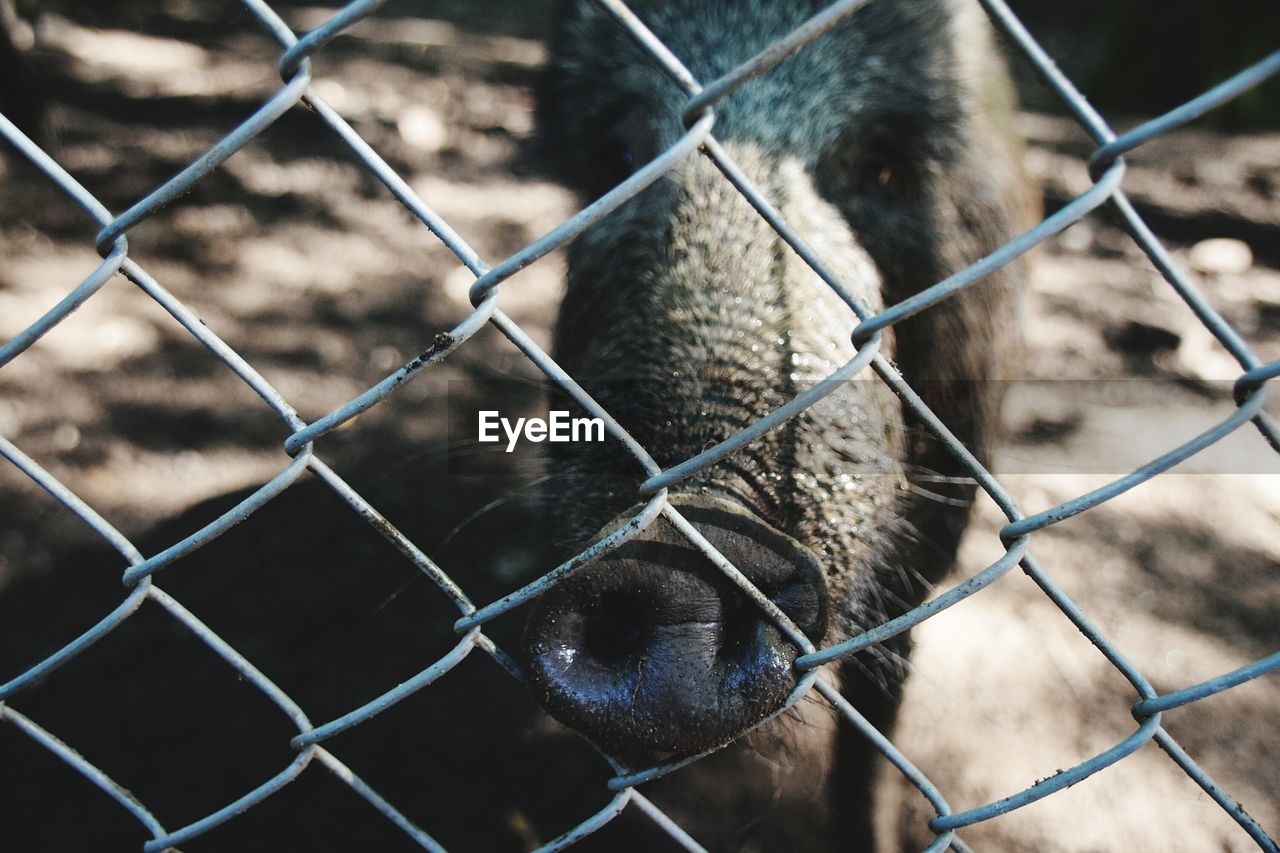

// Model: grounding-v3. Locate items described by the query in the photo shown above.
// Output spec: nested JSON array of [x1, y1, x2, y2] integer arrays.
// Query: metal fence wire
[[1, 0, 1278, 850]]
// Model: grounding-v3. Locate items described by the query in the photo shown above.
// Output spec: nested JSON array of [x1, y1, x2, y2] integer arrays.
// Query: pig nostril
[[582, 594, 646, 661], [719, 598, 754, 656]]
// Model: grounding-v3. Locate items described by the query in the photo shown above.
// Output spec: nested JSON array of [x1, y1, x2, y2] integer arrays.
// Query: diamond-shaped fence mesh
[[0, 0, 1277, 850]]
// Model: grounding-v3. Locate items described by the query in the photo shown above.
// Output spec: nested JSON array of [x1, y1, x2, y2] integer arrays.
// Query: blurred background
[[0, 1, 1277, 850]]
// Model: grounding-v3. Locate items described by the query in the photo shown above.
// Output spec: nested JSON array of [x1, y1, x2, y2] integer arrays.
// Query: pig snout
[[516, 144, 896, 761], [524, 495, 827, 756]]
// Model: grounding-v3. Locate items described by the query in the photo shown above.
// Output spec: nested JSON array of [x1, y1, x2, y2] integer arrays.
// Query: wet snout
[[523, 495, 827, 758]]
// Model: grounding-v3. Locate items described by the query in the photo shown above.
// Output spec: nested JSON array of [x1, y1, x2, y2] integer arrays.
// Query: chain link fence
[[1, 0, 1277, 850]]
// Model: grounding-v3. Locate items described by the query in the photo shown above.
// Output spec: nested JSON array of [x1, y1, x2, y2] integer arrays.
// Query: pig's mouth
[[523, 494, 828, 758]]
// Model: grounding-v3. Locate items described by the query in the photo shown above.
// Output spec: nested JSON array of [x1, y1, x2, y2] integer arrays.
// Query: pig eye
[[857, 135, 909, 198], [817, 124, 921, 206], [605, 138, 637, 179], [864, 152, 894, 189], [587, 136, 638, 197]]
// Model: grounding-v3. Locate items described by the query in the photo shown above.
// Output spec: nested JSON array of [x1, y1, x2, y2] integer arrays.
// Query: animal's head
[[522, 0, 1030, 762]]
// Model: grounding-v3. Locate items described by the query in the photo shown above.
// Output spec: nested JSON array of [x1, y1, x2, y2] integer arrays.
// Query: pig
[[0, 0, 1034, 849], [520, 0, 1034, 847]]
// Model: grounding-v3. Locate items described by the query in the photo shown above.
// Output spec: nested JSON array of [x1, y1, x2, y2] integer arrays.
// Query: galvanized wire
[[0, 0, 1277, 850]]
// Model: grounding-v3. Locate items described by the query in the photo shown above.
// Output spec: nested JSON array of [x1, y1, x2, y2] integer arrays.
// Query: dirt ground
[[0, 1, 1277, 851]]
